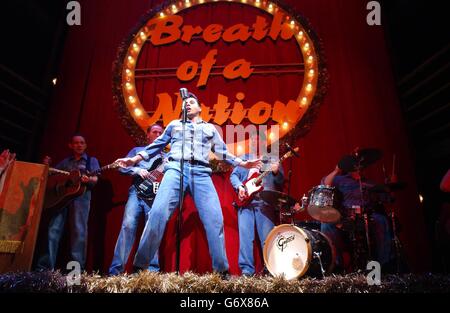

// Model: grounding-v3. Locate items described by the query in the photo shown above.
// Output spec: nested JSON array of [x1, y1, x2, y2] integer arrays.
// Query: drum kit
[[262, 148, 406, 280]]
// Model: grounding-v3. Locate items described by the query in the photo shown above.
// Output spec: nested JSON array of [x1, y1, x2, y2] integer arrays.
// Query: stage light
[[159, 12, 165, 17], [125, 69, 132, 76], [307, 56, 313, 64], [52, 78, 57, 85], [171, 4, 177, 13], [133, 43, 139, 51], [125, 82, 133, 90], [128, 56, 135, 64], [282, 122, 289, 130], [290, 21, 295, 28], [134, 108, 142, 117], [308, 69, 315, 77], [297, 31, 303, 39], [303, 43, 310, 52], [301, 97, 308, 105], [268, 3, 273, 12], [128, 96, 136, 103], [306, 84, 312, 92], [419, 194, 424, 203], [255, 0, 261, 6]]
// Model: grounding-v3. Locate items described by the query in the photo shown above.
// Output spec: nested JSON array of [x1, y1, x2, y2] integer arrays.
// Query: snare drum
[[307, 185, 341, 223], [263, 224, 336, 280]]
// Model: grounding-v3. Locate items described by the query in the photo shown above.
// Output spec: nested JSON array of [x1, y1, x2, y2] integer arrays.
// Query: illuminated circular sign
[[113, 0, 328, 152]]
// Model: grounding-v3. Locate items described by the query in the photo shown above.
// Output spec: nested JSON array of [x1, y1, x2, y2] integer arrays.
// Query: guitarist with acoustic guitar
[[34, 133, 100, 271], [109, 123, 165, 275]]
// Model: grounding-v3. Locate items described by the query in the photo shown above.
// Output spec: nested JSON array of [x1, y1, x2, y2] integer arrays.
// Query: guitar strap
[[86, 155, 91, 173], [85, 154, 93, 191]]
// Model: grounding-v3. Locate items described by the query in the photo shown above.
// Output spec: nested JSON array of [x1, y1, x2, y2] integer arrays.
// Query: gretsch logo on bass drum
[[276, 234, 295, 252]]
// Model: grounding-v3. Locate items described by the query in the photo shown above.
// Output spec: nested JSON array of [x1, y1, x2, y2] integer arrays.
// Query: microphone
[[179, 88, 189, 100], [285, 143, 300, 157], [179, 88, 190, 116]]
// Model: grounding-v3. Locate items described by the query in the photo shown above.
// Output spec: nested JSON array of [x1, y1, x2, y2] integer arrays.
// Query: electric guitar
[[234, 147, 299, 207], [133, 157, 165, 201], [44, 161, 120, 212]]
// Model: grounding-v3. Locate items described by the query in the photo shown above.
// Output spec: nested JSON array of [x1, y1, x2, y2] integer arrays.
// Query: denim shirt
[[55, 153, 100, 200], [321, 174, 374, 210], [138, 119, 243, 167], [120, 146, 166, 185]]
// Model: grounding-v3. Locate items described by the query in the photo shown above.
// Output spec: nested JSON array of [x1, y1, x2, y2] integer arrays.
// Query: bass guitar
[[133, 157, 166, 201]]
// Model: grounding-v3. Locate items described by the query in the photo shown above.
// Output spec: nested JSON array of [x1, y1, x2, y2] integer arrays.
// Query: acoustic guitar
[[43, 161, 119, 212]]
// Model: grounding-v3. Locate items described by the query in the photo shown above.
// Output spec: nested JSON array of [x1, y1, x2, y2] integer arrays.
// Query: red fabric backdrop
[[40, 0, 430, 274]]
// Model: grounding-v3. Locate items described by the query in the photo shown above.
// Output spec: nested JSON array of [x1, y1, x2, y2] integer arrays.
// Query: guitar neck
[[89, 162, 119, 176], [49, 168, 70, 175], [49, 161, 118, 176], [254, 150, 296, 184]]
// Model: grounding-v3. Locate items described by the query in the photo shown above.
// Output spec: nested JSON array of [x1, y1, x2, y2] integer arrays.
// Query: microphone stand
[[176, 102, 188, 274], [286, 157, 294, 225]]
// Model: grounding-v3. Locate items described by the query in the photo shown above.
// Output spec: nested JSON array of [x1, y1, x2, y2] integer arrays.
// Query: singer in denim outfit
[[320, 165, 393, 269], [230, 153, 284, 276], [35, 134, 100, 271], [115, 92, 261, 275], [109, 124, 164, 275]]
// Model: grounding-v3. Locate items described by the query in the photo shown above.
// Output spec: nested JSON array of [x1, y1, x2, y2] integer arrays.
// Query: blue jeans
[[321, 212, 392, 267], [109, 187, 159, 275], [35, 193, 91, 270], [238, 202, 275, 275], [133, 161, 229, 272]]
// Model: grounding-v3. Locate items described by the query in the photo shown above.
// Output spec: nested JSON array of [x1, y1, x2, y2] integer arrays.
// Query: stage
[[1, 271, 449, 293]]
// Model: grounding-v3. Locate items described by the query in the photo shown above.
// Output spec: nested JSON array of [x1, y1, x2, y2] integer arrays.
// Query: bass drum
[[263, 224, 336, 280]]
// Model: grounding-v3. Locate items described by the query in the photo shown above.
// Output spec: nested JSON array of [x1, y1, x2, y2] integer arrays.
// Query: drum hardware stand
[[286, 155, 294, 225], [313, 251, 326, 278], [390, 209, 402, 273], [354, 156, 372, 264]]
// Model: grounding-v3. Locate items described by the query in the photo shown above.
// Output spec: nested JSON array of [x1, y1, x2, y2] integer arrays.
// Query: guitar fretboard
[[49, 161, 119, 176], [254, 149, 298, 185]]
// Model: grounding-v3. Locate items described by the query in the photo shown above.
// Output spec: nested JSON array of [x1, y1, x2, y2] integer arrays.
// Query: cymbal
[[307, 205, 341, 224], [338, 148, 382, 172], [354, 148, 382, 166], [259, 190, 297, 208]]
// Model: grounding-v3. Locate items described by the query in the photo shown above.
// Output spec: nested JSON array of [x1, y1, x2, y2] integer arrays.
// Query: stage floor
[[1, 271, 449, 293]]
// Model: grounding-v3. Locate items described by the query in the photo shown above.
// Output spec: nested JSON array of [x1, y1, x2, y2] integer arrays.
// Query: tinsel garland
[[1, 271, 450, 293]]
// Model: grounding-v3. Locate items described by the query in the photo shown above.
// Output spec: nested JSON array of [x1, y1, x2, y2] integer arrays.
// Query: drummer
[[230, 134, 284, 277], [321, 156, 393, 271]]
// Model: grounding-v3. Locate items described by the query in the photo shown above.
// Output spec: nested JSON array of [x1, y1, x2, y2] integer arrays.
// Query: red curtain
[[40, 0, 430, 274]]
